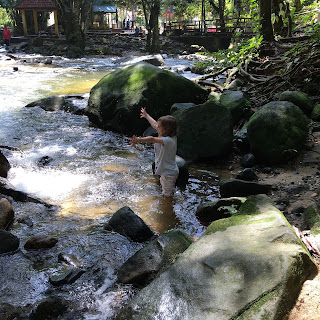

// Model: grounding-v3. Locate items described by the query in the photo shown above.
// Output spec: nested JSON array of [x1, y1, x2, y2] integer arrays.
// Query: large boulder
[[0, 151, 11, 178], [173, 100, 233, 161], [117, 230, 192, 286], [247, 101, 308, 164], [0, 198, 14, 230], [104, 207, 155, 242], [85, 62, 209, 135], [219, 90, 251, 125], [278, 90, 313, 116], [116, 195, 317, 320]]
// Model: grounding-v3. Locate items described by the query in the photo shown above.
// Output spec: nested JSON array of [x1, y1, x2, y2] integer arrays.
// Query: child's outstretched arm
[[140, 107, 158, 130], [130, 135, 163, 147]]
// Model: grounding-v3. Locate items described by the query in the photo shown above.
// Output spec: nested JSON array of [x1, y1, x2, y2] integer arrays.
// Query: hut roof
[[93, 0, 116, 13], [16, 0, 57, 10]]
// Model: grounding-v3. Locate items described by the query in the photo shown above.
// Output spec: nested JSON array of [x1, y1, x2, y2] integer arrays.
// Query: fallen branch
[[293, 226, 320, 256], [0, 145, 20, 152], [198, 80, 224, 92], [6, 54, 19, 60], [239, 63, 272, 82], [198, 66, 234, 81]]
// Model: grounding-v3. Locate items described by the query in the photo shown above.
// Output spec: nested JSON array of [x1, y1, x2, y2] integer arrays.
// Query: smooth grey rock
[[104, 207, 154, 242], [0, 198, 14, 230], [0, 229, 19, 253], [219, 179, 271, 197], [116, 195, 317, 320], [117, 230, 192, 286]]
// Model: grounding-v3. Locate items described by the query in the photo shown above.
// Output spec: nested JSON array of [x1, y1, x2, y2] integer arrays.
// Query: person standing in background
[[3, 25, 11, 48]]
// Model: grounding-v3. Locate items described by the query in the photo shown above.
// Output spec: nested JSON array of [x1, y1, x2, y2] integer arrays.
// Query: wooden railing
[[163, 18, 254, 34]]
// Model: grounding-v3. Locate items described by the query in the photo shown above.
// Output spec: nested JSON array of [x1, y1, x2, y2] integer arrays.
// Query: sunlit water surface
[[0, 48, 222, 319]]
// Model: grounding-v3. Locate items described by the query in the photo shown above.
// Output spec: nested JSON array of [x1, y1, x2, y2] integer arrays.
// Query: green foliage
[[0, 7, 13, 26], [193, 34, 262, 73], [218, 204, 238, 215]]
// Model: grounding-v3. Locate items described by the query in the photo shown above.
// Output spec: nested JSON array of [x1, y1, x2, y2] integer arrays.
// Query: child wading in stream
[[130, 107, 179, 201]]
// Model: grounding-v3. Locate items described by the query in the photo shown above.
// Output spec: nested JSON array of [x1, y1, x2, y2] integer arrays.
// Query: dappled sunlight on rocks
[[59, 196, 119, 219], [102, 164, 128, 173]]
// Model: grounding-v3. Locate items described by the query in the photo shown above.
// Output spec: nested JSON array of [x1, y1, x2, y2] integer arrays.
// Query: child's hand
[[130, 135, 138, 147], [140, 107, 147, 119]]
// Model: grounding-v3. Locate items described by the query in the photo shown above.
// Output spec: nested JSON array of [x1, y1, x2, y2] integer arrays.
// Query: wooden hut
[[92, 0, 117, 29], [16, 0, 59, 36]]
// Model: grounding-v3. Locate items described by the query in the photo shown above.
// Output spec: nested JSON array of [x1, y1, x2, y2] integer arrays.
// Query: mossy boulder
[[311, 104, 320, 121], [116, 194, 317, 320], [304, 205, 320, 252], [247, 101, 308, 164], [219, 90, 251, 125], [173, 100, 233, 160], [278, 90, 313, 116], [85, 62, 209, 135]]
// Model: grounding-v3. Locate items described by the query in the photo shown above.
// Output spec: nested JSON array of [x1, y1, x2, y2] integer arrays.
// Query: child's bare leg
[[164, 195, 173, 203], [160, 176, 177, 203]]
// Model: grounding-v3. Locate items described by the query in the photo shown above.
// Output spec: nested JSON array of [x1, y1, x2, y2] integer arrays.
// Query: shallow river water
[[0, 48, 224, 318]]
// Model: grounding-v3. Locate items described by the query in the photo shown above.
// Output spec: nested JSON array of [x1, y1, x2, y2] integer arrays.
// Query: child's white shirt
[[154, 136, 179, 177]]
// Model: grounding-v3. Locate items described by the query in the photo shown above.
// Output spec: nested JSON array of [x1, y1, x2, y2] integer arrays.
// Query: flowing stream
[[0, 49, 225, 318]]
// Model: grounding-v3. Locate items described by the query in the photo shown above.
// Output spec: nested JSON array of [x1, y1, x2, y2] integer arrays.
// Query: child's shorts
[[160, 175, 178, 197]]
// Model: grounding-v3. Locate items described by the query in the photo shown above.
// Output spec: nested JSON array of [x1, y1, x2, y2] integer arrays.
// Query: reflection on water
[[0, 50, 222, 317], [137, 195, 180, 234]]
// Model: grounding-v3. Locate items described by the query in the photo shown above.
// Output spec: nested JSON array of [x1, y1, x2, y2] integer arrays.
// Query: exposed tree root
[[197, 37, 320, 108]]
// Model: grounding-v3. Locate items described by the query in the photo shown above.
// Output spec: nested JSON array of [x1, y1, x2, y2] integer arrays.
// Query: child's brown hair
[[158, 115, 178, 137]]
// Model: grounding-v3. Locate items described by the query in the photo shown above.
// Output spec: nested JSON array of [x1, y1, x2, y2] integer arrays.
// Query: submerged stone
[[104, 206, 154, 242]]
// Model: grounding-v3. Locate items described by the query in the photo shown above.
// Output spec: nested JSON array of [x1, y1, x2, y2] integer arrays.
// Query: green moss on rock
[[311, 104, 320, 121], [85, 62, 209, 135], [279, 90, 313, 115], [304, 206, 320, 234], [247, 101, 308, 163]]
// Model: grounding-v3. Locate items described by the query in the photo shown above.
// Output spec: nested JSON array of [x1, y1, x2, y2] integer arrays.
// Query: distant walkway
[[164, 18, 254, 36]]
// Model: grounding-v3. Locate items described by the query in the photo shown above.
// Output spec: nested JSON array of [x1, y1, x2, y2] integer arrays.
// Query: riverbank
[[8, 34, 192, 58]]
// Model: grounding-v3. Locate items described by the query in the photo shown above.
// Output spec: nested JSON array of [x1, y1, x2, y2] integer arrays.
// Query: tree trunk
[[150, 0, 160, 53], [286, 2, 292, 37], [272, 0, 284, 35], [208, 0, 225, 29], [54, 0, 92, 49], [294, 0, 302, 12], [259, 0, 274, 42], [142, 0, 160, 53], [219, 0, 225, 28]]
